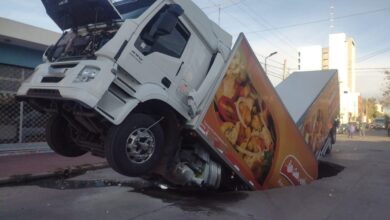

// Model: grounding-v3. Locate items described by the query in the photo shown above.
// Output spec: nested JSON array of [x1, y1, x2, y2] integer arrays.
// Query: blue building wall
[[0, 43, 44, 69]]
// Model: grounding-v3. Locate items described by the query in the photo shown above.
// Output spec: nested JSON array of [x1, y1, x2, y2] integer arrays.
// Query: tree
[[363, 97, 379, 121], [383, 71, 390, 107]]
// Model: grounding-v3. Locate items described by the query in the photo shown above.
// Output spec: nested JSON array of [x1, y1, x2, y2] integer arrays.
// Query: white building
[[296, 33, 358, 124], [341, 91, 360, 122], [347, 38, 356, 93], [298, 45, 323, 71], [329, 33, 357, 123], [329, 34, 348, 93]]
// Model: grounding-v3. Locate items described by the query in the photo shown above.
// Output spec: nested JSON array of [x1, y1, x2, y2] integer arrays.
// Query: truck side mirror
[[44, 45, 55, 62], [149, 4, 184, 39], [142, 4, 184, 46], [156, 4, 184, 35]]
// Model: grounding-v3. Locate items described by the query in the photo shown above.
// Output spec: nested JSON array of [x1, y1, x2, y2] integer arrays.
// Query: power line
[[204, 0, 246, 25], [267, 69, 283, 75], [205, 0, 298, 61], [355, 67, 390, 70], [221, 9, 298, 61], [267, 71, 284, 79], [265, 67, 284, 75], [274, 68, 389, 74], [355, 70, 387, 73], [200, 0, 246, 10], [245, 7, 390, 34], [259, 61, 284, 70], [230, 1, 298, 59], [267, 72, 284, 80], [240, 0, 297, 50], [204, 0, 298, 63], [357, 47, 390, 63], [355, 71, 388, 74], [267, 67, 284, 74], [216, 8, 293, 59], [256, 53, 285, 66]]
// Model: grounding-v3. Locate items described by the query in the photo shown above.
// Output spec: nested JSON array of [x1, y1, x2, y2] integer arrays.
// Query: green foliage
[[363, 97, 380, 121]]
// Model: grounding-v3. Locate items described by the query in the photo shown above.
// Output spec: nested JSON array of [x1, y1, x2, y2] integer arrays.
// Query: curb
[[0, 149, 53, 157], [0, 162, 109, 186], [0, 143, 51, 157]]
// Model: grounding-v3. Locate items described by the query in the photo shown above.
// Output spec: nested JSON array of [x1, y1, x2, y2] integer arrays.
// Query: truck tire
[[46, 115, 87, 157], [105, 114, 164, 177]]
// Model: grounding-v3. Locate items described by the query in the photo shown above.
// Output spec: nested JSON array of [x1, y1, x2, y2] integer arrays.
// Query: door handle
[[176, 62, 184, 76]]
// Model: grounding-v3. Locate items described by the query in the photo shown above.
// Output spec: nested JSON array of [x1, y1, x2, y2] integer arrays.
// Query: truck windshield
[[113, 0, 157, 19]]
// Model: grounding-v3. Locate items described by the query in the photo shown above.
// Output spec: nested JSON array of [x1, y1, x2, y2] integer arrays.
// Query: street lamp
[[265, 51, 278, 73]]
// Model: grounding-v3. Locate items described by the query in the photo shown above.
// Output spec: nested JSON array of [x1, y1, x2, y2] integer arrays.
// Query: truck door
[[171, 18, 213, 106], [117, 4, 215, 112], [117, 5, 190, 105]]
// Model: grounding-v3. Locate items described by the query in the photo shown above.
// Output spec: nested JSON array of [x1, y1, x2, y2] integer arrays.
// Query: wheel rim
[[125, 128, 155, 164]]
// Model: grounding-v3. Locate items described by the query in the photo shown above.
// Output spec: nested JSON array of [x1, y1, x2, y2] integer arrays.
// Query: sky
[[0, 0, 389, 98]]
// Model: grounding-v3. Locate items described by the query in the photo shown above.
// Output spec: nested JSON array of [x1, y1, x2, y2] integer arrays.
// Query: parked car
[[373, 118, 386, 129]]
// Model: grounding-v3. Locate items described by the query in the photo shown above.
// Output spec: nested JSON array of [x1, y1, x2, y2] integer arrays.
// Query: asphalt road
[[1, 130, 389, 220]]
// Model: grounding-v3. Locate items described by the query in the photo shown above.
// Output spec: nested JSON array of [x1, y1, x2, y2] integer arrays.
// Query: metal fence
[[0, 64, 50, 144]]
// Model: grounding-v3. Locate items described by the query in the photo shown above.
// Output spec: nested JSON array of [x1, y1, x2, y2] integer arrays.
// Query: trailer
[[17, 0, 339, 190], [276, 70, 340, 158], [189, 35, 324, 190]]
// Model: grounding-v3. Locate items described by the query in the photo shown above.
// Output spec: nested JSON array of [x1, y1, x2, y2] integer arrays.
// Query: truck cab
[[17, 0, 232, 187], [19, 0, 231, 123]]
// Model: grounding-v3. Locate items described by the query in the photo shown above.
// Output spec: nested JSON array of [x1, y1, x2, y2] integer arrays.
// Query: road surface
[[1, 130, 389, 220]]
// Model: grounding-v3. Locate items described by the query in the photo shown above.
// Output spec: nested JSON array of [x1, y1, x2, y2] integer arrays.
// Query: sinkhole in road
[[19, 178, 154, 190], [6, 161, 344, 191], [317, 160, 345, 179]]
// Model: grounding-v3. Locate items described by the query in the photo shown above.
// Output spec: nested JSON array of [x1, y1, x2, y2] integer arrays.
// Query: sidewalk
[[0, 142, 52, 156], [0, 152, 107, 185]]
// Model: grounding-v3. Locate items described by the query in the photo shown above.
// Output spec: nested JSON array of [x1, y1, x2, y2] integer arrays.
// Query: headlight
[[73, 67, 100, 83]]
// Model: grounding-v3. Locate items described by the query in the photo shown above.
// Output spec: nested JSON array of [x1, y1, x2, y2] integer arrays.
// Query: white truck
[[17, 0, 338, 190]]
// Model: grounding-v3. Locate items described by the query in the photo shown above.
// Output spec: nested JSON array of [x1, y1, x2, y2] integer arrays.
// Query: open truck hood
[[42, 0, 122, 30]]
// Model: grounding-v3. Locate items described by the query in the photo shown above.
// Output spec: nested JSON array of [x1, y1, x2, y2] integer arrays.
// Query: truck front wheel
[[105, 114, 164, 177], [46, 115, 87, 157]]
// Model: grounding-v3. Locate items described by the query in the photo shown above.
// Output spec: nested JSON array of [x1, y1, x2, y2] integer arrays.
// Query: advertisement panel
[[198, 35, 318, 190], [298, 74, 340, 156]]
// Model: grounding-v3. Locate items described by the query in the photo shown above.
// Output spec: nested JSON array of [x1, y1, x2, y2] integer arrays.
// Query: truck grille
[[27, 89, 62, 98], [50, 63, 78, 69], [41, 77, 64, 83]]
